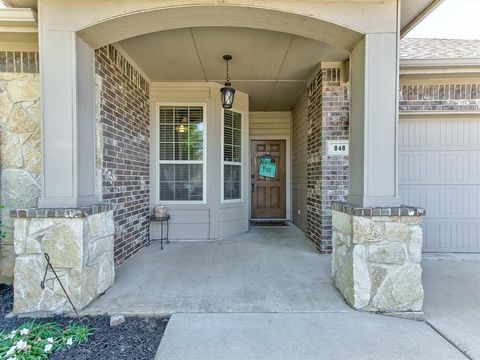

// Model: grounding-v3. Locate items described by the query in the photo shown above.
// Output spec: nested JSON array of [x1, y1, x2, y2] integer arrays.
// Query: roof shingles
[[400, 38, 480, 60]]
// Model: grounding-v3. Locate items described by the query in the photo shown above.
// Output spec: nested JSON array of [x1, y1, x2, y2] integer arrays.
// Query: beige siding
[[291, 93, 308, 230], [150, 82, 250, 240], [249, 112, 291, 137]]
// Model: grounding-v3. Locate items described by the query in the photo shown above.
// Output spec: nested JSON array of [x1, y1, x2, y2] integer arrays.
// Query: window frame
[[156, 103, 207, 204], [221, 108, 244, 203]]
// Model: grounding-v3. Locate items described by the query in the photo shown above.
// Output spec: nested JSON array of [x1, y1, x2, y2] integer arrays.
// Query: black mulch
[[0, 284, 169, 360]]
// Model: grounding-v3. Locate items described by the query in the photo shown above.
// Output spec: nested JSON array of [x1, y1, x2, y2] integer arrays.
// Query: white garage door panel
[[399, 116, 480, 253], [423, 220, 480, 252], [399, 152, 480, 185], [399, 118, 480, 149], [400, 185, 480, 218]]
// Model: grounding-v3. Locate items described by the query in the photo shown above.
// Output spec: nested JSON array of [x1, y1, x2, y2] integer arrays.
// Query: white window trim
[[156, 103, 207, 204], [221, 108, 244, 204]]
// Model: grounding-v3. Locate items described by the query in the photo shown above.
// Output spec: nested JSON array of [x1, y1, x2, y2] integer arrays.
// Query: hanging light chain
[[226, 58, 230, 82], [223, 54, 232, 83]]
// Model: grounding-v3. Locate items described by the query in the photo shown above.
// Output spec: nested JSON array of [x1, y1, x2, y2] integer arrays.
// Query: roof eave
[[400, 58, 480, 75], [0, 8, 38, 51], [400, 0, 445, 38], [0, 8, 37, 30]]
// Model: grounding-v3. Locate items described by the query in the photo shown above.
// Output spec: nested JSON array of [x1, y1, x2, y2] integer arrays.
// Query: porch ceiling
[[117, 27, 349, 111]]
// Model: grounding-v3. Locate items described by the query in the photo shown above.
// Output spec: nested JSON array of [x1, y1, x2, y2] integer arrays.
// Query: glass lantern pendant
[[220, 54, 235, 109]]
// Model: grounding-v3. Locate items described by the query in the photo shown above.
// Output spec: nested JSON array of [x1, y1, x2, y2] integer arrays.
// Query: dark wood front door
[[251, 140, 286, 219]]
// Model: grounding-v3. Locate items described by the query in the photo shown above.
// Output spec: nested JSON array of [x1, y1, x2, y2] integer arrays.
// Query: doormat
[[250, 220, 289, 226]]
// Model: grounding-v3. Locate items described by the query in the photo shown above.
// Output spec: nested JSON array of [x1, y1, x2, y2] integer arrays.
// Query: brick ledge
[[331, 201, 426, 217], [10, 204, 114, 219]]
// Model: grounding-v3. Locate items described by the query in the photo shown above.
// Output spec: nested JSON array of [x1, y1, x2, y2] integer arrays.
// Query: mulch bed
[[0, 284, 169, 359]]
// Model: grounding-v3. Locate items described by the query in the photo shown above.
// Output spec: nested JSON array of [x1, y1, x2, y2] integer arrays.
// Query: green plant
[[0, 320, 92, 359], [0, 205, 6, 240]]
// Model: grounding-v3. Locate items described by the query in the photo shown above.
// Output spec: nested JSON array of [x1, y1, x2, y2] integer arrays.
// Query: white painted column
[[348, 33, 401, 207], [38, 31, 99, 208]]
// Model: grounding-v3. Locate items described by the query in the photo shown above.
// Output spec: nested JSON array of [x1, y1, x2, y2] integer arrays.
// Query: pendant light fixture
[[176, 116, 187, 133], [220, 54, 235, 109]]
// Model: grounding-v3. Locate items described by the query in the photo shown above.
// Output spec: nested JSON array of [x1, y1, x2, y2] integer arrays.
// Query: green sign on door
[[258, 156, 277, 178]]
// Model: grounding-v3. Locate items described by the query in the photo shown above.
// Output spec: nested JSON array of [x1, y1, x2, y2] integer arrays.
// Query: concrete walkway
[[422, 256, 480, 359], [155, 312, 467, 360], [83, 225, 349, 315]]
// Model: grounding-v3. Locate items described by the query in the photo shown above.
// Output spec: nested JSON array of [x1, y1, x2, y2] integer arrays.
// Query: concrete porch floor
[[83, 225, 351, 315], [82, 224, 479, 359]]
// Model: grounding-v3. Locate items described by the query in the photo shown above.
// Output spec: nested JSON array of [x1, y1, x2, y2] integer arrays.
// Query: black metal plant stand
[[148, 215, 170, 250], [40, 252, 81, 321]]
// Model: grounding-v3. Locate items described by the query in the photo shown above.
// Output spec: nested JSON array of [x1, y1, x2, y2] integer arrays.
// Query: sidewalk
[[422, 256, 480, 359], [154, 256, 480, 360], [155, 312, 467, 360]]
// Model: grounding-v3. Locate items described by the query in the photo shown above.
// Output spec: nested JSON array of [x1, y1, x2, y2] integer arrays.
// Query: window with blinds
[[158, 105, 205, 202], [223, 110, 242, 201]]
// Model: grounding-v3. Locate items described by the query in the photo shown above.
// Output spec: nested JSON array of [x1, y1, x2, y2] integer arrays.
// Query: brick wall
[[399, 84, 480, 111], [306, 67, 349, 253], [95, 45, 150, 265], [305, 75, 480, 254], [0, 52, 39, 73]]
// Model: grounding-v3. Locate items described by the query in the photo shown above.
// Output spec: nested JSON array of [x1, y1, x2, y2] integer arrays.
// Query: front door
[[251, 140, 286, 219]]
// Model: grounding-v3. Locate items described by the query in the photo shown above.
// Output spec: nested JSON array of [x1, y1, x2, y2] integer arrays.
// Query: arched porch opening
[[15, 1, 411, 316], [76, 5, 363, 51]]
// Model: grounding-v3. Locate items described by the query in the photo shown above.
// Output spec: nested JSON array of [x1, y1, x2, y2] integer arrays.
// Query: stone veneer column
[[331, 202, 425, 315], [10, 205, 114, 314], [1, 63, 41, 284]]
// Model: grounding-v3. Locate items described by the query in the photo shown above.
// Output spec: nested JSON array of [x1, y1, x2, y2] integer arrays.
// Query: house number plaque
[[327, 140, 349, 156]]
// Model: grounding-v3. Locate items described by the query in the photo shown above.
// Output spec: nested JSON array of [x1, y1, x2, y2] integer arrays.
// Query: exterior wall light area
[[220, 54, 236, 109]]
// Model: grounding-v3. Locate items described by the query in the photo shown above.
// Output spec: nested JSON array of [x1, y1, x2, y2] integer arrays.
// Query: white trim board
[[221, 107, 246, 204], [153, 102, 208, 205], [400, 111, 480, 119]]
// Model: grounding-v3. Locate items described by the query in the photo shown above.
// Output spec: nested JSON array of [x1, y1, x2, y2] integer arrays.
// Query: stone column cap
[[331, 201, 426, 217], [10, 203, 114, 219]]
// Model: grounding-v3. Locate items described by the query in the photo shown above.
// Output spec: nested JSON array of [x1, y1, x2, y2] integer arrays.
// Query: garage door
[[399, 115, 480, 252]]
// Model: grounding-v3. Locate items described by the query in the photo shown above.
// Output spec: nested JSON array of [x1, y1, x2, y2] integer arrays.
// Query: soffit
[[0, 8, 38, 50], [119, 27, 348, 111], [400, 0, 444, 36], [2, 1, 37, 10]]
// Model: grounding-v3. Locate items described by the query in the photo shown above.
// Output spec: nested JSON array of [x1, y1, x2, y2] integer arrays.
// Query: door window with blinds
[[223, 109, 242, 201], [158, 105, 205, 202]]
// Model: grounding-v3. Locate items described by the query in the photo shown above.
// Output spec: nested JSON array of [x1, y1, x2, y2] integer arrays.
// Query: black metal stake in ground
[[40, 252, 81, 321]]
